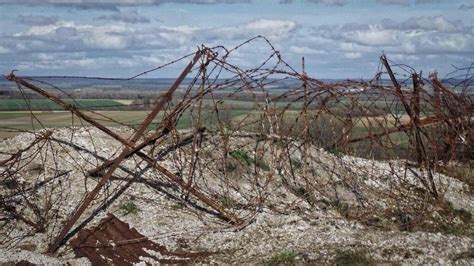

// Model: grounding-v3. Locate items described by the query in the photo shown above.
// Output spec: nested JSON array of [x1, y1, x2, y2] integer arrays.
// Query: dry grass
[[440, 163, 474, 195]]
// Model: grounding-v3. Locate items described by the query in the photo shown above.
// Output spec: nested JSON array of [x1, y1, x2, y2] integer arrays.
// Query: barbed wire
[[0, 36, 472, 259]]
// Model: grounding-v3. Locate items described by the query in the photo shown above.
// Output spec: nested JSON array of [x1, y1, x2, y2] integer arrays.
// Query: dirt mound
[[0, 127, 472, 264]]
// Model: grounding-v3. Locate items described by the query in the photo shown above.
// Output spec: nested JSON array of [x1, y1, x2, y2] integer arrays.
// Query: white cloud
[[4, 18, 294, 56], [0, 0, 251, 10], [342, 25, 399, 46], [18, 21, 75, 36], [389, 54, 420, 61], [158, 25, 197, 45], [207, 19, 297, 41], [0, 17, 298, 76], [159, 19, 297, 43], [315, 15, 474, 56], [289, 45, 328, 55], [429, 33, 473, 52], [0, 4, 471, 79], [339, 42, 375, 53], [399, 15, 465, 32], [344, 52, 362, 59], [12, 21, 144, 50]]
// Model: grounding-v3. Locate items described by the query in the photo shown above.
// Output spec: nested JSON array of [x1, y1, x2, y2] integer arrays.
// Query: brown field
[[0, 111, 158, 139]]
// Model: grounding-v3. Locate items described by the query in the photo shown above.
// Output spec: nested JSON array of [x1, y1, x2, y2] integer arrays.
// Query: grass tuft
[[230, 149, 270, 171], [266, 251, 298, 265], [230, 149, 253, 166], [334, 250, 374, 266], [119, 200, 140, 215]]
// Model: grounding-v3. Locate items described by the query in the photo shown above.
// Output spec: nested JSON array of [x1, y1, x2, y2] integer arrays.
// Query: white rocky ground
[[0, 127, 472, 265]]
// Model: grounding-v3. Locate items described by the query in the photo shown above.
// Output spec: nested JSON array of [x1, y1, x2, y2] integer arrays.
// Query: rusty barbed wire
[[0, 36, 472, 256]]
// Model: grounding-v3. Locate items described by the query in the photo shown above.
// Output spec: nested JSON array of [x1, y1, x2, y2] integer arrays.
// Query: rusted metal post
[[5, 75, 130, 146], [33, 49, 239, 254], [380, 55, 438, 198], [380, 54, 414, 118], [45, 50, 202, 253], [412, 73, 423, 165], [430, 72, 443, 117]]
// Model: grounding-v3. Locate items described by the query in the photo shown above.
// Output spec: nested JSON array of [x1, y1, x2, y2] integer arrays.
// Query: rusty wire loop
[[0, 36, 473, 253]]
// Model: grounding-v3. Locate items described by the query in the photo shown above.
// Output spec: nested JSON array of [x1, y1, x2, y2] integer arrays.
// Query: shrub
[[256, 158, 270, 171], [219, 196, 235, 209], [230, 150, 253, 166], [333, 250, 374, 266], [119, 200, 140, 215], [230, 149, 270, 171], [439, 163, 473, 195], [267, 251, 298, 265]]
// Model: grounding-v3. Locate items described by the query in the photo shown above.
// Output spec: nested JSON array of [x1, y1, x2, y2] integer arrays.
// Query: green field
[[0, 99, 124, 111], [199, 99, 305, 109], [0, 107, 427, 162], [0, 97, 424, 153], [0, 98, 266, 138], [0, 108, 253, 138], [0, 106, 408, 139]]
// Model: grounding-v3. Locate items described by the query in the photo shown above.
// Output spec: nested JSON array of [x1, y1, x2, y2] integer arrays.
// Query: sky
[[0, 0, 472, 79]]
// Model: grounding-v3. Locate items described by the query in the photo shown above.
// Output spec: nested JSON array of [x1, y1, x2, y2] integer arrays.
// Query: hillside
[[0, 127, 472, 264]]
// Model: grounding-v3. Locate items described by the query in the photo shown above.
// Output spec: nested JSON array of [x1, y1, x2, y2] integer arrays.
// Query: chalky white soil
[[0, 127, 472, 265]]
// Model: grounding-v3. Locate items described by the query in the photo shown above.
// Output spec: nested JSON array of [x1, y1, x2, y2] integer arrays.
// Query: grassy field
[[0, 108, 411, 138], [0, 99, 125, 111], [0, 96, 435, 154], [199, 99, 305, 109], [0, 109, 253, 138]]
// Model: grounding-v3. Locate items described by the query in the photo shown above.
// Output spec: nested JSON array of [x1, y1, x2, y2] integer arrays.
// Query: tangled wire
[[0, 36, 472, 254]]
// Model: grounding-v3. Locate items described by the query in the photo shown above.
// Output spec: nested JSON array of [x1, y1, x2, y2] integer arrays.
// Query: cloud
[[173, 0, 251, 3], [5, 21, 134, 52], [0, 46, 10, 54], [307, 0, 346, 5], [18, 15, 58, 26], [0, 17, 301, 77], [415, 0, 438, 3], [204, 19, 297, 41], [339, 42, 376, 53], [1, 18, 297, 55], [155, 19, 297, 45], [0, 0, 251, 10], [459, 4, 474, 10], [0, 3, 471, 79], [280, 0, 346, 5], [55, 27, 79, 39], [97, 11, 151, 24], [317, 24, 399, 47], [1, 1, 126, 10], [397, 15, 465, 32], [376, 0, 410, 6], [375, 0, 439, 6], [389, 54, 419, 61], [315, 15, 473, 55], [0, 0, 351, 8], [342, 25, 400, 46], [344, 52, 362, 59], [289, 45, 328, 55]]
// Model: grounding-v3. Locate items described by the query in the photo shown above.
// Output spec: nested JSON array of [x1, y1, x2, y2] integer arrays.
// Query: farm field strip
[[0, 99, 125, 110], [0, 109, 253, 138]]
